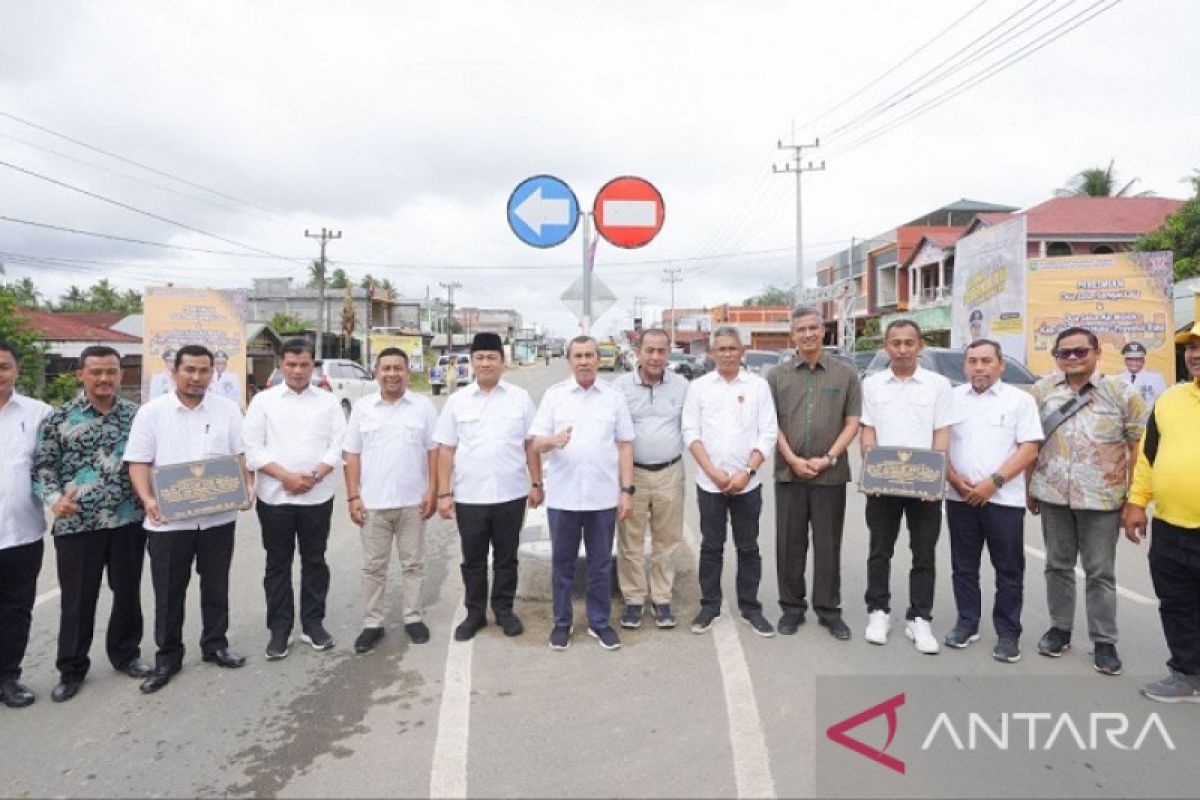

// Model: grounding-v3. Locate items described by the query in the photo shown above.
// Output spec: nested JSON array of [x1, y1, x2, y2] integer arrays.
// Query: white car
[[430, 353, 474, 395], [265, 358, 377, 417]]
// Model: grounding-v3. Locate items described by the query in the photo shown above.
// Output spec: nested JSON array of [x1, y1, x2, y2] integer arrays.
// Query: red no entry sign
[[593, 176, 665, 249]]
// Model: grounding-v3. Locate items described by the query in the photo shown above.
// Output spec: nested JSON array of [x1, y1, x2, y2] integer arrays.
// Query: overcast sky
[[2, 0, 1197, 338]]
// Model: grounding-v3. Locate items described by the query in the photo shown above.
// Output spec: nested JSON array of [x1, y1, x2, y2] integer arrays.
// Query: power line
[[0, 215, 297, 259], [0, 158, 300, 260]]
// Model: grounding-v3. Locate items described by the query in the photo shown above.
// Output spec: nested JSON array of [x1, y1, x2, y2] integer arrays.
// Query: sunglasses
[[1053, 347, 1094, 360]]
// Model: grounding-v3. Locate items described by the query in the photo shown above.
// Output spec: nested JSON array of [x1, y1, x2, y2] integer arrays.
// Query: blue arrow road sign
[[507, 175, 580, 248]]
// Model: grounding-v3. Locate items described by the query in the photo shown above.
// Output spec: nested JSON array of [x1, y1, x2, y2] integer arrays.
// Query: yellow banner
[[143, 288, 248, 406], [368, 333, 425, 373], [1026, 251, 1174, 379]]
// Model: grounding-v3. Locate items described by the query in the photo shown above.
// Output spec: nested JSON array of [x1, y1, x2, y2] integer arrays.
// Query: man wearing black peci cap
[[435, 332, 543, 641], [1114, 341, 1167, 406]]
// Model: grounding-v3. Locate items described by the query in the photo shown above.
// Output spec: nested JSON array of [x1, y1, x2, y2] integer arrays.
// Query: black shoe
[[690, 606, 721, 634], [993, 637, 1021, 663], [202, 649, 247, 669], [139, 666, 178, 695], [588, 625, 622, 650], [454, 616, 487, 642], [115, 658, 153, 679], [741, 611, 776, 638], [620, 604, 644, 629], [300, 624, 335, 651], [778, 612, 805, 636], [943, 625, 981, 649], [819, 616, 853, 641], [405, 621, 431, 644], [1037, 627, 1071, 657], [548, 625, 572, 650], [265, 630, 292, 661], [496, 614, 524, 637], [355, 627, 385, 654], [51, 678, 82, 703], [0, 680, 35, 708], [1094, 643, 1122, 676]]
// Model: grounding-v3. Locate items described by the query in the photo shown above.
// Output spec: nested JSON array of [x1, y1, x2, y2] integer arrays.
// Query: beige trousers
[[617, 461, 685, 605], [361, 506, 425, 627]]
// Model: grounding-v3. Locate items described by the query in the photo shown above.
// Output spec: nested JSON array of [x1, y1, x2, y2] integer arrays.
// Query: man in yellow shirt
[[1122, 322, 1200, 703]]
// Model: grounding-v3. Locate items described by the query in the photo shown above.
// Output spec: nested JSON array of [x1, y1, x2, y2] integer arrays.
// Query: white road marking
[[683, 523, 776, 799], [34, 587, 60, 607], [1023, 544, 1156, 606], [429, 606, 473, 799]]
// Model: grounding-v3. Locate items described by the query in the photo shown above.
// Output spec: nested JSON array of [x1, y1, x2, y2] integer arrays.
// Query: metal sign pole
[[581, 211, 593, 335]]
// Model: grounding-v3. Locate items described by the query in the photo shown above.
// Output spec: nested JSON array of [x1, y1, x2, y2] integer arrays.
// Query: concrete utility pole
[[440, 280, 462, 353], [773, 133, 824, 295], [581, 212, 594, 335], [304, 227, 342, 358], [662, 266, 682, 349]]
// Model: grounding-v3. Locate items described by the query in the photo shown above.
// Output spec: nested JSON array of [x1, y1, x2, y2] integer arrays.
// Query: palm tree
[[1056, 159, 1153, 198], [307, 259, 327, 289]]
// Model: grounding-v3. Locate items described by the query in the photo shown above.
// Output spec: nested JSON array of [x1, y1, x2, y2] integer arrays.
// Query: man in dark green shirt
[[32, 346, 149, 702], [767, 307, 862, 640]]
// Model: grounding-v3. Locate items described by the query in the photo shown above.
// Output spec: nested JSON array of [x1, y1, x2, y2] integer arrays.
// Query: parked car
[[265, 358, 377, 417], [598, 343, 621, 371], [667, 350, 698, 379], [822, 346, 877, 377], [865, 347, 1038, 388], [743, 349, 782, 377], [430, 353, 473, 395]]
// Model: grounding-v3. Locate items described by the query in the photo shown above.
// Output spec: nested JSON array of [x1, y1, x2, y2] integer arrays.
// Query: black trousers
[[864, 495, 941, 621], [775, 482, 847, 620], [257, 499, 333, 634], [946, 500, 1026, 639], [147, 524, 235, 671], [454, 497, 526, 620], [0, 539, 43, 682], [1149, 518, 1200, 677], [54, 522, 146, 680], [698, 486, 763, 614]]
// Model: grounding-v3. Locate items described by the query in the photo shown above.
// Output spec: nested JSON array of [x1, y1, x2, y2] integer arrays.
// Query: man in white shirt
[[343, 347, 438, 654], [0, 341, 51, 708], [436, 333, 542, 642], [209, 351, 242, 403], [859, 320, 959, 654], [944, 340, 1043, 663], [530, 336, 635, 651], [147, 349, 176, 399], [682, 327, 779, 637], [1113, 341, 1167, 407], [244, 339, 347, 660], [125, 344, 253, 694]]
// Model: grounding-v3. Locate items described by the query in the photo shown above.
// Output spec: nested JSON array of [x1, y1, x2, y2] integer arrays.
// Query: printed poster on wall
[[951, 216, 1028, 361], [367, 332, 425, 373], [1026, 251, 1174, 380], [143, 287, 248, 405]]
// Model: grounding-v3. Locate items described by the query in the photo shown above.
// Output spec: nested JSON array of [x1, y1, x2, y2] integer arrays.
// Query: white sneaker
[[864, 610, 891, 645], [905, 617, 940, 654]]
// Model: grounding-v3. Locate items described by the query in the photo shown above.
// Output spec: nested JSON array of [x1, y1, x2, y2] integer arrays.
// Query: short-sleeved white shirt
[[947, 381, 1045, 507], [860, 366, 960, 448], [434, 380, 536, 505], [529, 378, 635, 511], [343, 391, 438, 509], [0, 394, 52, 550], [123, 392, 245, 532]]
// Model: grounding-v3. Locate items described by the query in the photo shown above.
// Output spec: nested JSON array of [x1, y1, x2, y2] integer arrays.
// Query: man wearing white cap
[[1114, 341, 1167, 406]]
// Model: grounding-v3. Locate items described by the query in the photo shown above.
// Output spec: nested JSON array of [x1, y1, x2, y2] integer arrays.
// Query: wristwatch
[[531, 481, 543, 489], [825, 452, 838, 466], [621, 485, 636, 495], [747, 467, 757, 477], [990, 472, 1006, 488]]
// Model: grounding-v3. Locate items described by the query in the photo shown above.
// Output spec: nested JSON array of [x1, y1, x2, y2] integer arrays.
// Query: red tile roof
[[971, 197, 1183, 238], [15, 309, 140, 342], [57, 312, 126, 328]]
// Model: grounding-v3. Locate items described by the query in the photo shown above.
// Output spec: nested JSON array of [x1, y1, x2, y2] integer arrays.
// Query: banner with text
[[143, 288, 248, 405], [1026, 251, 1174, 379], [368, 332, 425, 373], [951, 216, 1028, 361]]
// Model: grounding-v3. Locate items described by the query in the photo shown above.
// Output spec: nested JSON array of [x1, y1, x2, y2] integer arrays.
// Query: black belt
[[634, 456, 682, 472]]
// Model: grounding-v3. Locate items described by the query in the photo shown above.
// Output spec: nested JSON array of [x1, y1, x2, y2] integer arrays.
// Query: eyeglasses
[[1053, 347, 1094, 360]]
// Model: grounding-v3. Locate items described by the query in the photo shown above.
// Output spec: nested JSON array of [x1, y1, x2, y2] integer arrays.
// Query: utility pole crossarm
[[662, 266, 682, 350], [304, 227, 343, 359]]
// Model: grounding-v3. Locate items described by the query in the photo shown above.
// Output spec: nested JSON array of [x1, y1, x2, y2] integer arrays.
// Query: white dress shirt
[[0, 394, 52, 550], [947, 381, 1044, 508], [343, 390, 438, 509], [682, 370, 778, 495], [860, 366, 960, 448], [1113, 369, 1168, 407], [209, 371, 242, 402], [435, 380, 536, 505], [123, 392, 246, 532], [529, 378, 635, 511], [243, 383, 346, 506]]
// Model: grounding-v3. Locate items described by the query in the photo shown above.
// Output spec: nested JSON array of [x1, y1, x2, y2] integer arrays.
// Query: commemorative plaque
[[859, 447, 947, 501], [151, 456, 248, 522]]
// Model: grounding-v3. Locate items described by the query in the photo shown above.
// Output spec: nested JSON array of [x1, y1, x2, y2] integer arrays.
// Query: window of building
[[1091, 245, 1115, 254], [1046, 242, 1073, 257]]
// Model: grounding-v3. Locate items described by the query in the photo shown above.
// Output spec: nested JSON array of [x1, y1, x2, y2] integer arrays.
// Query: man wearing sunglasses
[[1028, 327, 1148, 676]]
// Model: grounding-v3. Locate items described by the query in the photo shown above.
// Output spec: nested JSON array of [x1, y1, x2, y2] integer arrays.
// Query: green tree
[[1055, 159, 1153, 198], [0, 285, 48, 397], [1, 275, 41, 308], [1136, 174, 1200, 280], [742, 284, 795, 306], [328, 268, 350, 289], [53, 280, 141, 313], [267, 311, 309, 335], [359, 274, 377, 290], [307, 259, 327, 289], [58, 285, 89, 311]]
